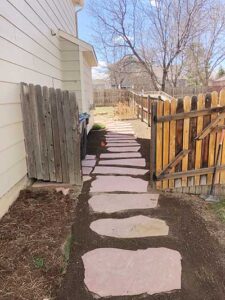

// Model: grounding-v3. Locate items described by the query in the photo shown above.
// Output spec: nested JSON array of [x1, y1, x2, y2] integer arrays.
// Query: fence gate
[[20, 83, 82, 185], [150, 89, 225, 195]]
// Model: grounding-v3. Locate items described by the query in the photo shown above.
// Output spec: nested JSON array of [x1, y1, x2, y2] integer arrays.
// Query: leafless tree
[[187, 1, 225, 87], [89, 0, 209, 91]]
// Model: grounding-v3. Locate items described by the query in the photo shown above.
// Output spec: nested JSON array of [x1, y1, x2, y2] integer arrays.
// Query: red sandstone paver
[[83, 248, 182, 297], [99, 158, 146, 167], [92, 166, 148, 176], [100, 152, 141, 159], [107, 146, 140, 152]]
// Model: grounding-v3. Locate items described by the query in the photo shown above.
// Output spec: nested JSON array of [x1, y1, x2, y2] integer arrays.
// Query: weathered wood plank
[[50, 88, 63, 182], [69, 92, 82, 185], [56, 89, 69, 183], [29, 84, 42, 179], [187, 96, 197, 186], [62, 91, 76, 184], [35, 85, 49, 181], [43, 86, 56, 182], [156, 105, 225, 122], [207, 92, 218, 185], [169, 99, 177, 189], [147, 96, 151, 127], [156, 101, 163, 189], [175, 99, 184, 189], [157, 164, 225, 180], [20, 83, 36, 178], [162, 100, 170, 189], [201, 94, 211, 171], [219, 89, 225, 184], [195, 94, 204, 185], [182, 96, 191, 187], [150, 101, 157, 187], [158, 149, 190, 179]]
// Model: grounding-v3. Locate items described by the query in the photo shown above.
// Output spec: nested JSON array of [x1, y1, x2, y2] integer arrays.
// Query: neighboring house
[[0, 0, 97, 218], [209, 76, 225, 92], [93, 79, 111, 90]]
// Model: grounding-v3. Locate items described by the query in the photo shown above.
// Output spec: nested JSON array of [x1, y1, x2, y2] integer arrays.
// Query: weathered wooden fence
[[150, 89, 225, 195], [20, 83, 82, 185], [94, 89, 131, 106]]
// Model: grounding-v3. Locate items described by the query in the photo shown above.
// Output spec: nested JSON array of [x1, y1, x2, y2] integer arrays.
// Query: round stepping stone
[[92, 166, 148, 176], [108, 147, 140, 152], [83, 248, 182, 297], [99, 158, 146, 167], [100, 153, 141, 159], [89, 193, 159, 213], [90, 176, 148, 193], [90, 215, 169, 238]]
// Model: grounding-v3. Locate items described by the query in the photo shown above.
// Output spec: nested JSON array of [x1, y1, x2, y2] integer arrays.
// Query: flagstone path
[[72, 121, 182, 298]]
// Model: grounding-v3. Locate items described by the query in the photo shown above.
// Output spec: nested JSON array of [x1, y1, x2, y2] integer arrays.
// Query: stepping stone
[[100, 153, 141, 159], [106, 135, 135, 139], [107, 130, 134, 134], [90, 176, 148, 193], [83, 248, 182, 297], [90, 215, 169, 238], [82, 160, 96, 167], [99, 158, 146, 167], [89, 193, 159, 213], [108, 147, 140, 153], [85, 155, 96, 160], [83, 176, 92, 182], [106, 142, 139, 147], [92, 166, 148, 176], [106, 139, 137, 143], [82, 167, 93, 175]]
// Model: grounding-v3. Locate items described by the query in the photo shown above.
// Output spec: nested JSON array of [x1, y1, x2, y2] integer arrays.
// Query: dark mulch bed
[[0, 188, 78, 300]]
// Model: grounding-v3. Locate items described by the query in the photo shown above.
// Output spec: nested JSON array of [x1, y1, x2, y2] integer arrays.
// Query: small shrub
[[33, 257, 45, 269], [92, 123, 105, 130]]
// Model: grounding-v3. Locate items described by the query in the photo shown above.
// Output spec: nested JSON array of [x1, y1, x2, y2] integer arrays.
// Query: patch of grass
[[33, 257, 45, 269], [92, 123, 106, 131], [64, 234, 74, 263], [211, 199, 225, 222]]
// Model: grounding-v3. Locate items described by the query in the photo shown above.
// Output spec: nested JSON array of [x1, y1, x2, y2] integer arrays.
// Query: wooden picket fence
[[94, 89, 130, 106], [20, 83, 82, 185], [150, 89, 225, 195]]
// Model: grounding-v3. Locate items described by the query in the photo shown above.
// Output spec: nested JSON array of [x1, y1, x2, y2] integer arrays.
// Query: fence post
[[136, 95, 140, 119], [150, 100, 157, 188], [141, 95, 144, 122], [147, 95, 151, 127]]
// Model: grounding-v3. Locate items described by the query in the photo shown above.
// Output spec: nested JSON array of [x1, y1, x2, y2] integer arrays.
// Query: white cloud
[[92, 60, 108, 80]]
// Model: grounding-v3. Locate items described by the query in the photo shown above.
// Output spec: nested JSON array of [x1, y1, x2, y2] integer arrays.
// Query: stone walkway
[[80, 121, 182, 298]]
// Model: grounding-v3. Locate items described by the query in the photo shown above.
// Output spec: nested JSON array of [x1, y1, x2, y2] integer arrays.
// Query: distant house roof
[[215, 75, 225, 82], [58, 30, 98, 67]]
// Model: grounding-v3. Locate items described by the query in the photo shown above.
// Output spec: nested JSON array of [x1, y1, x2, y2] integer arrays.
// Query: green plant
[[211, 199, 225, 222], [92, 123, 105, 130], [64, 234, 74, 263], [33, 257, 45, 269]]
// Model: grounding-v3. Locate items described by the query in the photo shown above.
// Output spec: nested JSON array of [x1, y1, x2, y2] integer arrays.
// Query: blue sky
[[78, 0, 109, 79]]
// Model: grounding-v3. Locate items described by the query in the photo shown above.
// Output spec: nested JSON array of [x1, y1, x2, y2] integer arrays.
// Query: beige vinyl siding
[[61, 38, 83, 110], [0, 0, 77, 215]]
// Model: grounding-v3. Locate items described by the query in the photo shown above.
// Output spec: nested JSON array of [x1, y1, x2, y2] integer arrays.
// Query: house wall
[[81, 53, 95, 131], [0, 0, 77, 218]]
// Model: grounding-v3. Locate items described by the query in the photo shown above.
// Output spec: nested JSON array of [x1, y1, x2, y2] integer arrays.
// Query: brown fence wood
[[20, 83, 82, 185], [151, 89, 225, 194]]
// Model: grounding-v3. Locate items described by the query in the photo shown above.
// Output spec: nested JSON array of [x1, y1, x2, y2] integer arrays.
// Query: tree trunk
[[161, 70, 168, 92]]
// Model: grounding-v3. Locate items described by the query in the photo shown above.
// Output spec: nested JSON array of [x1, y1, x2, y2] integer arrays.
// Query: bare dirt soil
[[58, 110, 225, 300], [0, 188, 79, 300]]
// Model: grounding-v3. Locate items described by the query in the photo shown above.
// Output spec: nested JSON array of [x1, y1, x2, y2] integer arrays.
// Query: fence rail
[[20, 83, 82, 185], [150, 90, 225, 195]]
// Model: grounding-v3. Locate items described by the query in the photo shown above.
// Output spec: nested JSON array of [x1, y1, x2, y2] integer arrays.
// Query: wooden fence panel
[[151, 89, 225, 195], [21, 83, 81, 185], [43, 86, 56, 182]]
